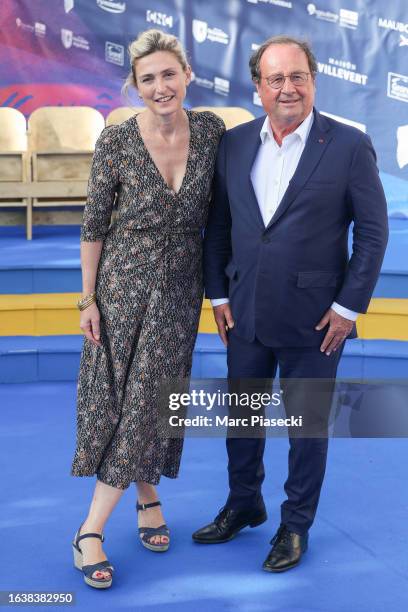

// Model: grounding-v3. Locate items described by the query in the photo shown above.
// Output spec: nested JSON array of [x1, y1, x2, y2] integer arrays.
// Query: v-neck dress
[[71, 110, 225, 489]]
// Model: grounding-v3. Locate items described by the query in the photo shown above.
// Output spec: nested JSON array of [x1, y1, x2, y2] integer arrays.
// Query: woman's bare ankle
[[81, 517, 105, 534], [137, 482, 159, 504]]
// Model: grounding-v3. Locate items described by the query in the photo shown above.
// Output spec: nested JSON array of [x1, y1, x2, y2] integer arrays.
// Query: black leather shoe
[[192, 505, 267, 544], [262, 525, 308, 572]]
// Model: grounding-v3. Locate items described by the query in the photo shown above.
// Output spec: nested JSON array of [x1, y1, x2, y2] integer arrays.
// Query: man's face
[[255, 44, 315, 129]]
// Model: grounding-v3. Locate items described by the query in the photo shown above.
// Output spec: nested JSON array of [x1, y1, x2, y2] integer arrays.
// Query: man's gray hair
[[249, 35, 318, 83]]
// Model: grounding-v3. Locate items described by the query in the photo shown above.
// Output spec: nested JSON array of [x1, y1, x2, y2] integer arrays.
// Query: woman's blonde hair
[[122, 29, 189, 97]]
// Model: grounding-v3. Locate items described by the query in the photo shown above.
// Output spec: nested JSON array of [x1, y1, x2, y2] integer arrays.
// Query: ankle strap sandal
[[136, 501, 170, 552], [72, 524, 114, 589]]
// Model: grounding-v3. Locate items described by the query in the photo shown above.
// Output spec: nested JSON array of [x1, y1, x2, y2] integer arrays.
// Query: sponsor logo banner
[[320, 111, 366, 133], [378, 17, 408, 34], [247, 0, 292, 8], [214, 77, 230, 96], [192, 75, 214, 89], [105, 41, 124, 66], [307, 3, 338, 23], [387, 72, 408, 103], [16, 17, 47, 38], [339, 8, 359, 29], [192, 19, 229, 45], [146, 10, 173, 28], [253, 91, 262, 107], [34, 22, 46, 37], [307, 4, 358, 29], [61, 28, 90, 51], [318, 57, 368, 86], [96, 0, 126, 14], [61, 28, 73, 49], [396, 125, 408, 169], [64, 0, 74, 13], [192, 74, 230, 96], [378, 16, 408, 48]]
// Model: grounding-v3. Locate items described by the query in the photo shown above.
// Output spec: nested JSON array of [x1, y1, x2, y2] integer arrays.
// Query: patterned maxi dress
[[71, 110, 225, 489]]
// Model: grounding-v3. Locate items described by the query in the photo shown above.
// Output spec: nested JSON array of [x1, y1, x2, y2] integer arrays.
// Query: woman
[[70, 29, 225, 588]]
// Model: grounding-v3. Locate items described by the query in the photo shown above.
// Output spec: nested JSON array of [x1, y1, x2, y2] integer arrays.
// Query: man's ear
[[253, 77, 261, 96]]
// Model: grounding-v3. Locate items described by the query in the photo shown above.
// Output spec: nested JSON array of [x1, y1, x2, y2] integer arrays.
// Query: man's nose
[[280, 77, 297, 95]]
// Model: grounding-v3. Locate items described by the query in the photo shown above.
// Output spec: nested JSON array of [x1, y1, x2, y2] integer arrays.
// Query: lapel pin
[[318, 138, 324, 143]]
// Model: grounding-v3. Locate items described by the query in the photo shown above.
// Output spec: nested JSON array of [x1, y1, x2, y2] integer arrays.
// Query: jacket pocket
[[303, 180, 337, 190], [225, 260, 238, 280], [297, 271, 341, 288]]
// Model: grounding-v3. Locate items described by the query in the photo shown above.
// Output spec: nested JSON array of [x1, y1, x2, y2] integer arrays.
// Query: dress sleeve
[[80, 125, 120, 242]]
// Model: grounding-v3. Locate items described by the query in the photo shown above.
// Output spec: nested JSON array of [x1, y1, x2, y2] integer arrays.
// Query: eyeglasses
[[261, 72, 311, 89]]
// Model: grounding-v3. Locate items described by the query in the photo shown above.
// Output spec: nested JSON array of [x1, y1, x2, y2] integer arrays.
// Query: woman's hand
[[80, 302, 102, 347]]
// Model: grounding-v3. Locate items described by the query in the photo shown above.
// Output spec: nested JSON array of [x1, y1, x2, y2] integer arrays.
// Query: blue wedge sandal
[[72, 524, 114, 589], [137, 501, 170, 552]]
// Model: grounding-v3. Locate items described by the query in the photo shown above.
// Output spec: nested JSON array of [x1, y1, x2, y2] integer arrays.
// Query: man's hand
[[213, 303, 235, 347], [315, 308, 354, 355]]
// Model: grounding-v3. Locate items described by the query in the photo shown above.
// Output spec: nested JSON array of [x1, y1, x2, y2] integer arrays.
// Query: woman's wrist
[[77, 292, 97, 311]]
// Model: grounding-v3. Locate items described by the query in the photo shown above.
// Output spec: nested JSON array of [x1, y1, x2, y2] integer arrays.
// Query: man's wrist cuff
[[211, 298, 229, 307]]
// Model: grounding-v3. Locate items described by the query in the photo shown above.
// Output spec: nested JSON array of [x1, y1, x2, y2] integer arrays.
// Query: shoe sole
[[262, 545, 308, 573], [262, 561, 300, 573], [192, 513, 267, 544], [83, 575, 112, 589], [140, 540, 170, 552]]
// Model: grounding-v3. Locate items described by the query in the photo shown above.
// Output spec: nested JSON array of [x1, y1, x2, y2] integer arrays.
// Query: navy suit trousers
[[226, 328, 344, 535]]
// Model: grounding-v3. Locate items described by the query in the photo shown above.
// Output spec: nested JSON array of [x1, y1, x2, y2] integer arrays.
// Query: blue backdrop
[[0, 0, 407, 208]]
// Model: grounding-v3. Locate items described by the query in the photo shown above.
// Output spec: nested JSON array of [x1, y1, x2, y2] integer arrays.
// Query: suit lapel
[[238, 117, 265, 229], [265, 109, 333, 230]]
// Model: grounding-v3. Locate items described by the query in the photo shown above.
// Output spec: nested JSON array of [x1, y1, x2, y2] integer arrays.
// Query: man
[[192, 36, 388, 572]]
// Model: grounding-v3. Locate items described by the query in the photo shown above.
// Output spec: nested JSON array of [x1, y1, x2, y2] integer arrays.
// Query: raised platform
[[0, 292, 407, 340], [0, 225, 81, 294], [0, 223, 407, 383], [0, 222, 407, 297], [0, 334, 407, 383]]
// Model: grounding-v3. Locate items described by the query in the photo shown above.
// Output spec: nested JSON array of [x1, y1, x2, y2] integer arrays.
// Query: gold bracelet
[[77, 292, 96, 311]]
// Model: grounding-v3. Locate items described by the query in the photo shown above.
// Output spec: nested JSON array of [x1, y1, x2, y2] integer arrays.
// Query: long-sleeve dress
[[71, 109, 225, 489]]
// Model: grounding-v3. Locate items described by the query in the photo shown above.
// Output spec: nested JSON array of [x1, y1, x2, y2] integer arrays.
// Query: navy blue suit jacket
[[203, 109, 389, 347]]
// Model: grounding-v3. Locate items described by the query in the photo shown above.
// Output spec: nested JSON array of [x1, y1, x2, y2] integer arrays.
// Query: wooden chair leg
[[26, 198, 32, 240]]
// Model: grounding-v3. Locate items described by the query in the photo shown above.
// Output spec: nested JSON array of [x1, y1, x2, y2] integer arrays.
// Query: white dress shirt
[[252, 110, 314, 226], [212, 112, 358, 321]]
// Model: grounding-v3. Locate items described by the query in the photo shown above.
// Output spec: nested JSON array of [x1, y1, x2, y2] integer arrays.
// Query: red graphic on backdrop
[[0, 84, 124, 117]]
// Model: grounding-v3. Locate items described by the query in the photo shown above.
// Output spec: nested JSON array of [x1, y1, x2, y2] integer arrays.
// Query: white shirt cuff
[[211, 299, 358, 319], [331, 301, 359, 321], [211, 298, 229, 307]]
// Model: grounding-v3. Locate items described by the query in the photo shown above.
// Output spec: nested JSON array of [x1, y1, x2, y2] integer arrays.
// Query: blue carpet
[[0, 382, 407, 611]]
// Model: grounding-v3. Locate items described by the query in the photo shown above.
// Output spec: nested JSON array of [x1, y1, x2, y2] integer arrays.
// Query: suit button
[[262, 236, 271, 243]]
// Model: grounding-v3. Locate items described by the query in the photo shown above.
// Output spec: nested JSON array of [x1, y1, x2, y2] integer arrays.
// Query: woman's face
[[134, 50, 191, 116]]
